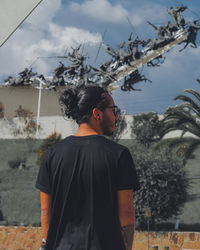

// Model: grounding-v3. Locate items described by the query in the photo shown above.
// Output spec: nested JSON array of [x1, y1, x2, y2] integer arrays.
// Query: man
[[36, 86, 140, 250]]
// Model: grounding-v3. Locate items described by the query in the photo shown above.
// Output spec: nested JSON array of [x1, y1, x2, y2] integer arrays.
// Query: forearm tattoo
[[121, 224, 134, 250]]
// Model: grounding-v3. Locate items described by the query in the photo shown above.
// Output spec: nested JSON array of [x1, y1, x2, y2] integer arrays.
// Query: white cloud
[[25, 0, 62, 28], [70, 0, 128, 24], [145, 45, 200, 99], [129, 4, 168, 27], [0, 0, 102, 81], [24, 23, 101, 59], [159, 45, 200, 72]]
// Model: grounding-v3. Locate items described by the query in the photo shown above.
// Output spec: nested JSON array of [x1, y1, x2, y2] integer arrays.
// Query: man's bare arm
[[118, 189, 135, 250], [40, 192, 51, 241], [121, 224, 135, 250]]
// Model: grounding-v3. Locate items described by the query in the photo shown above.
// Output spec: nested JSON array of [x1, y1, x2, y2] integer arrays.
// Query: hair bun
[[59, 85, 109, 124], [59, 88, 79, 118]]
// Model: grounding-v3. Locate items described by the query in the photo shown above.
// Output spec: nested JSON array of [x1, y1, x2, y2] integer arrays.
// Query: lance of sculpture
[[147, 21, 172, 40], [103, 34, 146, 73], [179, 19, 200, 51], [167, 5, 187, 29], [147, 55, 166, 67], [121, 70, 152, 92], [4, 68, 37, 86], [146, 21, 177, 52], [51, 62, 67, 87]]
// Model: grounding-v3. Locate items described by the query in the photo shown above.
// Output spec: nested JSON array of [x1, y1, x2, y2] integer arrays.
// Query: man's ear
[[92, 108, 101, 120]]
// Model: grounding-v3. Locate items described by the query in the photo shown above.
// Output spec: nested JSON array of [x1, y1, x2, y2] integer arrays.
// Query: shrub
[[0, 102, 5, 118], [14, 105, 32, 119], [37, 132, 62, 165], [13, 105, 37, 137], [131, 112, 162, 147], [8, 157, 26, 169], [0, 210, 3, 221], [131, 144, 189, 229]]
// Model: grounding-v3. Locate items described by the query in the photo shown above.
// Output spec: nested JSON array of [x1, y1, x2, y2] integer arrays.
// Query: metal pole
[[175, 216, 179, 230], [36, 78, 42, 138], [145, 207, 151, 250], [147, 218, 150, 250]]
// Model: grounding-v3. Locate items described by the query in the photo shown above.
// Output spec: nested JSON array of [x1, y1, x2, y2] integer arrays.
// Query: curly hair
[[59, 85, 110, 124]]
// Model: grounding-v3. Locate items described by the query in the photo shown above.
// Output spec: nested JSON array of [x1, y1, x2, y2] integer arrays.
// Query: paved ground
[[0, 227, 200, 250], [0, 227, 42, 250]]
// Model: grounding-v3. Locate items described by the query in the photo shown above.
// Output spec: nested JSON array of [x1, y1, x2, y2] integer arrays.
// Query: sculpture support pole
[[36, 79, 42, 138], [110, 31, 188, 86]]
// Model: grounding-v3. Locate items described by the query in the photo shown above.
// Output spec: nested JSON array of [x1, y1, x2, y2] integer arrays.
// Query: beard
[[101, 116, 116, 136], [102, 127, 114, 136]]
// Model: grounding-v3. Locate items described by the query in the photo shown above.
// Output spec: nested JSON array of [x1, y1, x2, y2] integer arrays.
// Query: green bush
[[37, 132, 62, 165], [0, 102, 5, 118], [131, 144, 189, 229], [132, 112, 162, 146], [8, 157, 26, 169]]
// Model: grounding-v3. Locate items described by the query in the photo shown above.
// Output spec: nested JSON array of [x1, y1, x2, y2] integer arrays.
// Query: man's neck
[[73, 123, 101, 136]]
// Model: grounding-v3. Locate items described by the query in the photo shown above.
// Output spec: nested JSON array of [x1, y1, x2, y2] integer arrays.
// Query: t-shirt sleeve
[[35, 149, 51, 194], [116, 148, 140, 191]]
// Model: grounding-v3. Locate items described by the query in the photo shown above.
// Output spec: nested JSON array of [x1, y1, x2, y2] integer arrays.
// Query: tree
[[162, 80, 200, 138], [131, 112, 163, 147], [130, 143, 189, 229], [130, 112, 189, 229]]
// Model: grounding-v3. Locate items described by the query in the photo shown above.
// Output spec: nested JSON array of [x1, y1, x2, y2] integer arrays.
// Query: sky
[[0, 0, 200, 114]]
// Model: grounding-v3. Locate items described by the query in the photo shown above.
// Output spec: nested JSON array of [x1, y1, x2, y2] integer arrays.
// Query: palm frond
[[178, 123, 200, 137], [179, 103, 200, 115], [184, 89, 200, 103], [174, 95, 200, 113], [161, 107, 200, 138], [196, 78, 200, 84]]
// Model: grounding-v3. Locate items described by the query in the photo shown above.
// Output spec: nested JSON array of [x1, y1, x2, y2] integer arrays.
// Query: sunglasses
[[99, 105, 120, 116]]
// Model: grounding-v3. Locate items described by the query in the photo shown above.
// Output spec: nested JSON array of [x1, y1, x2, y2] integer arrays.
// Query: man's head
[[59, 85, 120, 136], [96, 93, 120, 136]]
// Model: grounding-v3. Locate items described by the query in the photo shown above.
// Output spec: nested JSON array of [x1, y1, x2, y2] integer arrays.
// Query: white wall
[[0, 116, 132, 139], [0, 115, 197, 139], [0, 116, 77, 139]]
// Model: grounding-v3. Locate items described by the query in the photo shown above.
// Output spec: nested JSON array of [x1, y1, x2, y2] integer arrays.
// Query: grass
[[0, 139, 42, 225]]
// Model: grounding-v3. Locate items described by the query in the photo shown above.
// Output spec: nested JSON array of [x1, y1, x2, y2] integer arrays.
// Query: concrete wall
[[0, 86, 62, 117], [0, 116, 78, 139], [0, 114, 196, 139], [0, 86, 197, 139], [0, 115, 134, 139]]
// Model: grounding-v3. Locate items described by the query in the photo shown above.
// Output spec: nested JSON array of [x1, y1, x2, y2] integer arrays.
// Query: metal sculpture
[[2, 5, 200, 93]]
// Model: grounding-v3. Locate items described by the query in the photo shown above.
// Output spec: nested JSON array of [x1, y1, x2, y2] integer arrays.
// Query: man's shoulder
[[44, 136, 71, 155], [48, 135, 128, 154], [101, 136, 128, 153]]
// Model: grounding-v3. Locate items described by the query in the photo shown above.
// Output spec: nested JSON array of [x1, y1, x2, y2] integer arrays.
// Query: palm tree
[[161, 79, 200, 138]]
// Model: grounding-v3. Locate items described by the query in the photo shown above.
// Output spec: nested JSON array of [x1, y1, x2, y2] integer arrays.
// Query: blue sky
[[0, 0, 200, 114]]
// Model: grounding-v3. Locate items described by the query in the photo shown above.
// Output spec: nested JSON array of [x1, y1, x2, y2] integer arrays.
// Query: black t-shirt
[[35, 135, 140, 250]]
